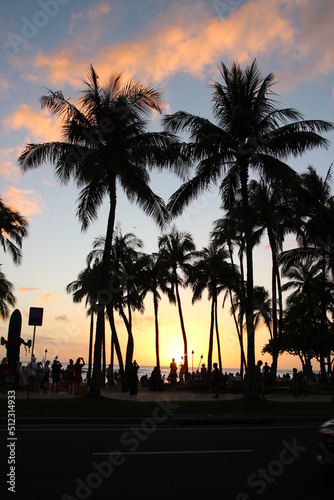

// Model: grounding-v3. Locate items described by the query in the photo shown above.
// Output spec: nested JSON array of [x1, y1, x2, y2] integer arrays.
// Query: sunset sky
[[0, 0, 333, 372]]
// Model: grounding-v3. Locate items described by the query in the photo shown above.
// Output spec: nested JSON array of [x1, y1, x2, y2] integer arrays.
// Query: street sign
[[28, 307, 44, 326]]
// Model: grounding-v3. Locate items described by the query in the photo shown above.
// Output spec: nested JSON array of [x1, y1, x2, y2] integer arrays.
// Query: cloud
[[18, 287, 40, 294], [0, 74, 11, 98], [38, 294, 64, 305], [55, 315, 69, 321], [4, 103, 62, 142], [0, 148, 21, 181], [2, 187, 44, 216], [26, 0, 333, 95]]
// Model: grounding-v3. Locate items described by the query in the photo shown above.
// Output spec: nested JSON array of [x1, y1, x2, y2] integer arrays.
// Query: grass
[[1, 394, 333, 420]]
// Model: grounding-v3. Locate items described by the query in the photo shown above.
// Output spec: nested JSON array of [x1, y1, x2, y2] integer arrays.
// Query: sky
[[0, 0, 333, 372]]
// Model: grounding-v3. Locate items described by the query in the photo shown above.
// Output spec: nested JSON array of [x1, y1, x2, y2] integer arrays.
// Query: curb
[[1, 414, 330, 426]]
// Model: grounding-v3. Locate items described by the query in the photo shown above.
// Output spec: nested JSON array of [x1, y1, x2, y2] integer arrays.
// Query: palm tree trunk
[[120, 307, 134, 390], [175, 279, 188, 376], [269, 233, 279, 379], [102, 326, 106, 388], [214, 295, 223, 371], [87, 310, 94, 385], [153, 292, 160, 370], [106, 304, 125, 390], [227, 242, 246, 377], [89, 177, 117, 398], [240, 163, 257, 398], [207, 298, 215, 373]]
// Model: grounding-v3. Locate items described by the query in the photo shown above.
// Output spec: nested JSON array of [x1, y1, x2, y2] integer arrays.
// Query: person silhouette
[[211, 362, 220, 398], [74, 357, 85, 394], [169, 358, 177, 383]]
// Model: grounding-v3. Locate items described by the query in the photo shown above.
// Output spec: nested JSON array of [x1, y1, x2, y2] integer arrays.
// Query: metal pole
[[27, 325, 37, 400]]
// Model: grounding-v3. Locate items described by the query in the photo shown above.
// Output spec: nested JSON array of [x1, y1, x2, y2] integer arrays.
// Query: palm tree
[[0, 197, 28, 319], [66, 262, 101, 385], [212, 203, 247, 376], [281, 165, 334, 381], [0, 266, 16, 319], [163, 59, 334, 397], [249, 177, 297, 378], [158, 226, 196, 377], [19, 65, 186, 397], [191, 243, 238, 372], [139, 252, 173, 370], [0, 196, 28, 265], [87, 230, 144, 388]]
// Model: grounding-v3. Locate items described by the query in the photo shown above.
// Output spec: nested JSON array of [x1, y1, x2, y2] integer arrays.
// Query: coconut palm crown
[[18, 64, 189, 397]]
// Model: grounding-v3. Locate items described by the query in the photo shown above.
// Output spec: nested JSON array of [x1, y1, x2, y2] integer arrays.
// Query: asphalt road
[[1, 421, 332, 499]]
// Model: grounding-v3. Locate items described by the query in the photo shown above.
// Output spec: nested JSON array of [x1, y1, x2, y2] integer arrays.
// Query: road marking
[[93, 449, 253, 456]]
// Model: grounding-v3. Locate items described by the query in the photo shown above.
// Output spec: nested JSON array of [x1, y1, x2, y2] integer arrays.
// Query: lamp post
[[191, 350, 194, 374]]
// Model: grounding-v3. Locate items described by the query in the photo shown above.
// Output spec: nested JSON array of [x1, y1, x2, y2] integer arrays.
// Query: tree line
[[1, 58, 333, 398]]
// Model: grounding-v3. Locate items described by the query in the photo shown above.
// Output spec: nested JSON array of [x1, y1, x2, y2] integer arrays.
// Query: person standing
[[74, 357, 85, 394], [169, 358, 177, 383], [51, 357, 62, 393], [66, 359, 75, 394], [211, 362, 221, 398], [129, 360, 140, 395], [43, 360, 50, 393]]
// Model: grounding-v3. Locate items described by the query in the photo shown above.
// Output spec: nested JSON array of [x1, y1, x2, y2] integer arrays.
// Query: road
[[1, 420, 332, 499]]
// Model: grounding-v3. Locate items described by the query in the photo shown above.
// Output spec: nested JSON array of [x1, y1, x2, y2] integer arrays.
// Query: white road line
[[93, 449, 253, 456]]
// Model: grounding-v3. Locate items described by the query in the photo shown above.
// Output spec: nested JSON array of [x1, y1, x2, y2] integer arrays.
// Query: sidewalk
[[4, 383, 333, 403]]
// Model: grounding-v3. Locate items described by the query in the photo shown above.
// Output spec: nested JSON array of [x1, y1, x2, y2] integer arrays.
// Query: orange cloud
[[12, 1, 334, 102], [0, 148, 21, 181], [2, 187, 44, 216], [28, 0, 297, 88], [38, 294, 64, 305], [4, 103, 62, 142], [19, 287, 40, 294]]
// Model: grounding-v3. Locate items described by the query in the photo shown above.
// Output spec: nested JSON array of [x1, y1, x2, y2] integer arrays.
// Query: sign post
[[27, 307, 44, 399]]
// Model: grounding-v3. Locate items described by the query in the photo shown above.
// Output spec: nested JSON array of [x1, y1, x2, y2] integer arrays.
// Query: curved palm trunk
[[120, 307, 134, 390], [240, 163, 257, 398], [153, 291, 160, 370], [174, 278, 188, 376], [106, 304, 125, 390], [89, 177, 117, 398]]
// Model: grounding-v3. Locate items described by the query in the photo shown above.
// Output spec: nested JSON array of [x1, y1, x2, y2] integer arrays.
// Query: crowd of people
[[0, 352, 327, 397], [0, 355, 85, 394]]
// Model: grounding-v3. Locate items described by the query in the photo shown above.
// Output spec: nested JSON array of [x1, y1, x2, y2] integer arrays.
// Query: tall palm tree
[[158, 226, 196, 377], [163, 59, 334, 397], [191, 243, 238, 372], [139, 252, 173, 370], [212, 202, 247, 376], [249, 177, 297, 378], [0, 196, 28, 265], [19, 65, 187, 397]]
